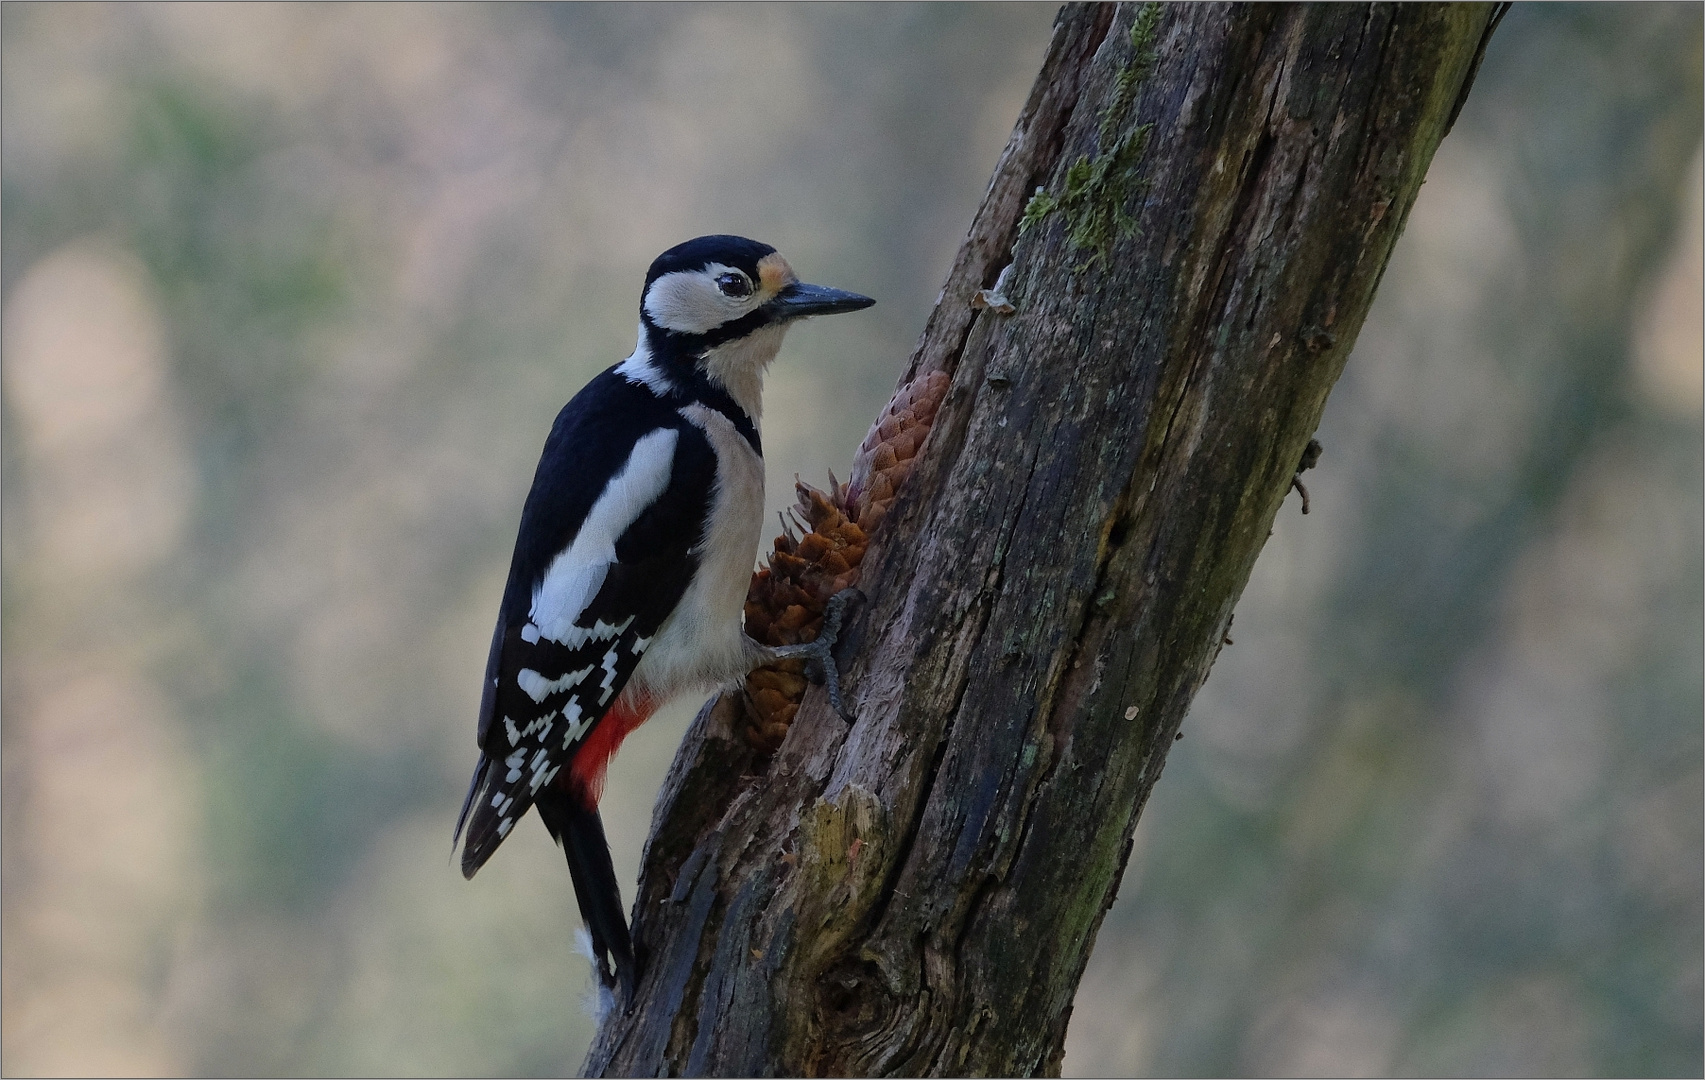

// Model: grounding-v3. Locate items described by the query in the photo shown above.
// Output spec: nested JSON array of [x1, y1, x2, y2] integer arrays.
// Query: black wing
[[458, 371, 717, 876]]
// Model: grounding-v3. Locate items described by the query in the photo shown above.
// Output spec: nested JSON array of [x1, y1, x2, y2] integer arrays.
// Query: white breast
[[629, 402, 765, 698], [701, 323, 786, 423]]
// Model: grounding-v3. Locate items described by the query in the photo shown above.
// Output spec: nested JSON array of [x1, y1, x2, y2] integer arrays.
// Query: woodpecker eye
[[716, 272, 752, 298]]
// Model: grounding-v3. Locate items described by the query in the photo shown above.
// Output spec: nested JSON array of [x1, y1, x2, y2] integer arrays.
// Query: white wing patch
[[531, 429, 678, 645], [503, 709, 561, 746], [528, 744, 559, 793], [598, 646, 622, 705], [582, 616, 635, 646], [562, 698, 593, 747], [516, 665, 595, 704]]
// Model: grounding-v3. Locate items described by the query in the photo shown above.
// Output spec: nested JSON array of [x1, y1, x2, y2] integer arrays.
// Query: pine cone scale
[[739, 371, 950, 752]]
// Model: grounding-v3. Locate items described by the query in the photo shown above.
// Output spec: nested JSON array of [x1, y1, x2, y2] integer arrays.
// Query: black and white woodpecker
[[454, 235, 873, 1002]]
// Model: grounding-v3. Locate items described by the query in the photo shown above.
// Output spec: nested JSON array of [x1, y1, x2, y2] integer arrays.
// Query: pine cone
[[739, 371, 951, 751], [846, 370, 950, 534], [740, 478, 866, 750]]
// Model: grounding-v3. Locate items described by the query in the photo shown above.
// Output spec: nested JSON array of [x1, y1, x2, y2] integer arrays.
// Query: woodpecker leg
[[767, 588, 864, 721]]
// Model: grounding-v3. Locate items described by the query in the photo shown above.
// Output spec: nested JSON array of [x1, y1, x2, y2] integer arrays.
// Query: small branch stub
[[1290, 437, 1323, 514]]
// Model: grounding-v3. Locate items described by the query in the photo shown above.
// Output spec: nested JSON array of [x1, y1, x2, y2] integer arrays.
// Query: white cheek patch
[[644, 264, 757, 334]]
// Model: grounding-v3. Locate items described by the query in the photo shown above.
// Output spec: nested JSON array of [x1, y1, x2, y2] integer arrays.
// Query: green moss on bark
[[1019, 3, 1163, 268]]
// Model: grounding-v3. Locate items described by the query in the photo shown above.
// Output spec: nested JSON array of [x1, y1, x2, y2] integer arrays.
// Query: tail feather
[[458, 754, 533, 879], [535, 787, 636, 1003], [453, 756, 489, 852]]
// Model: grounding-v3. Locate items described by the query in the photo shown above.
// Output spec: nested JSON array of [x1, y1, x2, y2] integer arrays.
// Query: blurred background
[[1, 3, 1697, 1076]]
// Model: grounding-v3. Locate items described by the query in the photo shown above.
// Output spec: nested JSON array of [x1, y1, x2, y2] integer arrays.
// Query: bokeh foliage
[[2, 4, 1699, 1077]]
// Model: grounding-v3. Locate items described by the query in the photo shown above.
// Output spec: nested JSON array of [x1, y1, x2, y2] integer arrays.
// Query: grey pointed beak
[[765, 281, 875, 320]]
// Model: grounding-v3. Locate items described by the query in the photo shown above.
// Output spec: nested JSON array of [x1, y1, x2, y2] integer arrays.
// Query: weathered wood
[[586, 4, 1503, 1075]]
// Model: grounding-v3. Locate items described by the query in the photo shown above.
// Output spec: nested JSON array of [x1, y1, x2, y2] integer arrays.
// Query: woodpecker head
[[632, 235, 873, 417]]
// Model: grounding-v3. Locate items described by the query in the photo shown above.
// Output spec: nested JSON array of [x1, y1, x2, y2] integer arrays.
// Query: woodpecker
[[454, 235, 873, 1003]]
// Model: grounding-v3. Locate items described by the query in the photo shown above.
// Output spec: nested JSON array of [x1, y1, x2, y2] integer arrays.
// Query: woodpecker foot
[[769, 588, 864, 721]]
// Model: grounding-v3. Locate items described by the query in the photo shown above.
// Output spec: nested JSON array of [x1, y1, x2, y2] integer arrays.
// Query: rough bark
[[586, 4, 1503, 1076]]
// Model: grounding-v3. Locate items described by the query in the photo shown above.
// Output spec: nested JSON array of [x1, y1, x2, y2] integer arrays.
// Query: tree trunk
[[586, 3, 1504, 1075]]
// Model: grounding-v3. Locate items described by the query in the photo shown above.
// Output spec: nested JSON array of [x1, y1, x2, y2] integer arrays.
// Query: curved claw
[[770, 587, 865, 722]]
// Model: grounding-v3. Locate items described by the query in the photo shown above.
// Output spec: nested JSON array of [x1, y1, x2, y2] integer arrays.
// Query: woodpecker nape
[[454, 235, 873, 1005]]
